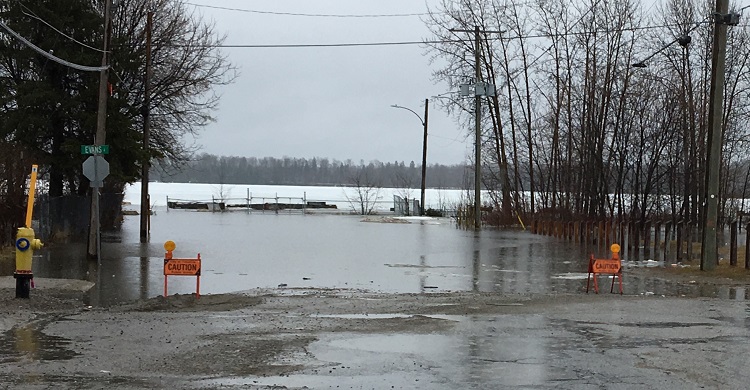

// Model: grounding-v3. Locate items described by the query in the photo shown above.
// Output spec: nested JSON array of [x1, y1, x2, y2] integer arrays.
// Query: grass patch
[[656, 263, 750, 281]]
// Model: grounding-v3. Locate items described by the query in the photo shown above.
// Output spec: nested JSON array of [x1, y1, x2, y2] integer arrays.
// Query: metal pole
[[474, 26, 482, 230], [140, 10, 153, 243], [701, 0, 730, 271], [25, 165, 38, 228], [421, 99, 428, 216], [96, 185, 101, 269], [94, 157, 102, 268]]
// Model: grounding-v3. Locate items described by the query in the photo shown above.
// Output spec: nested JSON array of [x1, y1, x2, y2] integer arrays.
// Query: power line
[[210, 40, 440, 48], [186, 3, 429, 18], [175, 21, 708, 49], [0, 20, 108, 72], [19, 2, 106, 53]]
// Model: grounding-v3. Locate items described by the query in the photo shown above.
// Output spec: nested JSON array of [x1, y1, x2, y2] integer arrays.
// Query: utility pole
[[140, 10, 153, 243], [473, 26, 481, 230], [450, 26, 502, 230], [88, 0, 112, 259], [420, 98, 428, 216], [701, 1, 738, 271]]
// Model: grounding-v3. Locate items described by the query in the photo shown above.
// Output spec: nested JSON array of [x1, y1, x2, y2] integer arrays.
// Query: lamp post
[[391, 100, 429, 216]]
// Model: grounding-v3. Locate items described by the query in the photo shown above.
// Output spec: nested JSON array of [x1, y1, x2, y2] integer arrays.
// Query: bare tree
[[344, 167, 382, 215], [110, 0, 237, 168]]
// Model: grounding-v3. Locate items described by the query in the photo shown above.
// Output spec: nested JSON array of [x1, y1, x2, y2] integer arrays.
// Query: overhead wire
[[507, 0, 606, 75], [0, 20, 108, 72], [185, 3, 429, 18], [19, 2, 107, 53], [173, 21, 705, 49]]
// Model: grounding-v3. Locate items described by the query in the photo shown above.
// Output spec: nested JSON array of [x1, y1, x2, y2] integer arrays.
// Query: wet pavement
[[180, 294, 750, 390], [3, 291, 749, 389]]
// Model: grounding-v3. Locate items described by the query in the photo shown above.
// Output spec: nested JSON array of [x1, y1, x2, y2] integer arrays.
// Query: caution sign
[[162, 241, 201, 298], [592, 259, 620, 274], [164, 259, 201, 276], [586, 244, 623, 295]]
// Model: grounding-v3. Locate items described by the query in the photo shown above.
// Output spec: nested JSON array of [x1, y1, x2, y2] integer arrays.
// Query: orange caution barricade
[[162, 240, 201, 298], [586, 243, 623, 295]]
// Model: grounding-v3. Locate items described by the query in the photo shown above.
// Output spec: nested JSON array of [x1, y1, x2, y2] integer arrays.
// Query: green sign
[[81, 145, 109, 155]]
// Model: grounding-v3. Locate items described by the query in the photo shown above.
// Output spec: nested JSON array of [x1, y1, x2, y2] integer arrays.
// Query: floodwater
[[12, 207, 748, 306], [6, 208, 750, 389]]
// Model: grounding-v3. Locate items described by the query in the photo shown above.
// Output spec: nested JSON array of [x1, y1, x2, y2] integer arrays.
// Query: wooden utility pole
[[449, 26, 503, 229], [702, 0, 734, 271], [88, 0, 112, 259], [473, 26, 481, 230], [140, 10, 153, 243], [420, 98, 428, 216]]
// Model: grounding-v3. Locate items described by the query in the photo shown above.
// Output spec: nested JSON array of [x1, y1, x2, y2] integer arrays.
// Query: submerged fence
[[530, 218, 750, 268], [166, 192, 315, 214], [164, 190, 439, 216]]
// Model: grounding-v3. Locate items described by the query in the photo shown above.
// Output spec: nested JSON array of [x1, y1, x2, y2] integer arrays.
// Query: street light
[[631, 7, 741, 270], [391, 100, 429, 216], [630, 33, 692, 68]]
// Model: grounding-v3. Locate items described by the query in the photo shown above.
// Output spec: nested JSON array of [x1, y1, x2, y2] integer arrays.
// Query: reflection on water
[[0, 322, 78, 362], [244, 314, 550, 389], [3, 207, 743, 306]]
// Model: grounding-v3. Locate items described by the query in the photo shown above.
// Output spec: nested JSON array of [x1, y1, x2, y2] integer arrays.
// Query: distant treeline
[[152, 154, 470, 188]]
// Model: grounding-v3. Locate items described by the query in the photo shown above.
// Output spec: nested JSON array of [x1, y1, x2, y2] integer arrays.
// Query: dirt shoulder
[[626, 262, 750, 286], [0, 277, 93, 334]]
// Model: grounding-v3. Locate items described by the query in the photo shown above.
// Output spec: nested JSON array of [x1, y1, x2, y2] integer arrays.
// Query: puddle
[[310, 314, 414, 319], [551, 273, 589, 280], [0, 322, 78, 362]]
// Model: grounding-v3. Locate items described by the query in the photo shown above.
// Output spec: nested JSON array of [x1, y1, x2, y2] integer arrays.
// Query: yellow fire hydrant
[[14, 227, 43, 298]]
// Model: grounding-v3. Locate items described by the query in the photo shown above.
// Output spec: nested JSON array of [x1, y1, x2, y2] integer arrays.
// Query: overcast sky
[[184, 0, 469, 165]]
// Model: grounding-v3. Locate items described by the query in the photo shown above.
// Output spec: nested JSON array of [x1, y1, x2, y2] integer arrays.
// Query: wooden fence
[[530, 219, 750, 268]]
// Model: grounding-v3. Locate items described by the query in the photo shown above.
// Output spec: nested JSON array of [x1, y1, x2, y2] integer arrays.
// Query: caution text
[[164, 259, 201, 276], [592, 259, 621, 274]]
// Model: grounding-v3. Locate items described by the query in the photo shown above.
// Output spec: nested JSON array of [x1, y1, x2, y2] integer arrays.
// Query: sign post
[[82, 154, 110, 269]]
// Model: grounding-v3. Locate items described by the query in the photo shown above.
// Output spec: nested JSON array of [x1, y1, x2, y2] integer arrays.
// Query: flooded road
[[9, 207, 747, 306], [29, 208, 590, 305], [3, 208, 750, 389]]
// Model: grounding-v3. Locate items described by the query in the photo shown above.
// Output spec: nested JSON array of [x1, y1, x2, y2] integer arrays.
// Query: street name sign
[[81, 145, 109, 155]]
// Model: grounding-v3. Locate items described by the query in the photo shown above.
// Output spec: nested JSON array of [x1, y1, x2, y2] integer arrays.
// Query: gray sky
[[185, 0, 469, 165]]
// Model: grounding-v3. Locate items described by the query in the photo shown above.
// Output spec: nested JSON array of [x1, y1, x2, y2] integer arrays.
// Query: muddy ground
[[2, 270, 750, 389]]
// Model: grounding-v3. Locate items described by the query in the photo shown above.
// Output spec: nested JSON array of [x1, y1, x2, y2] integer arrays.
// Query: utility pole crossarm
[[449, 28, 505, 34]]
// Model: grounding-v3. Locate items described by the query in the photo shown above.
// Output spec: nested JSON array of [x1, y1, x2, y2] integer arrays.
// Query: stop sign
[[82, 155, 109, 187]]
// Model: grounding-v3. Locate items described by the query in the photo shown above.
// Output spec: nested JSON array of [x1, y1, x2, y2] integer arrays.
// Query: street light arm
[[631, 21, 707, 68], [391, 104, 425, 126], [632, 34, 689, 68]]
